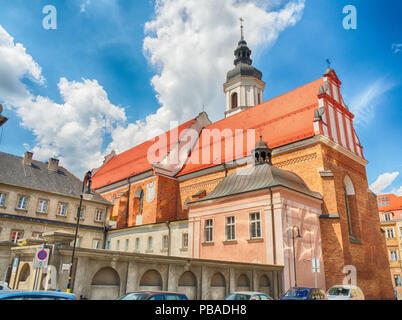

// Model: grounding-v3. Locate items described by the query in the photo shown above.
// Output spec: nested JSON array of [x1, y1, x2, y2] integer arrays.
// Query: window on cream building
[[57, 203, 67, 217], [204, 219, 213, 243], [37, 199, 48, 214], [182, 233, 188, 249], [386, 228, 395, 239], [17, 195, 28, 210], [147, 236, 153, 251], [162, 235, 169, 250], [225, 216, 236, 241], [0, 192, 6, 207], [95, 208, 103, 222], [11, 230, 24, 243], [135, 237, 140, 251]]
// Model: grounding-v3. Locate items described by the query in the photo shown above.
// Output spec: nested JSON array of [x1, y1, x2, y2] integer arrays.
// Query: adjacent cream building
[[0, 151, 111, 281]]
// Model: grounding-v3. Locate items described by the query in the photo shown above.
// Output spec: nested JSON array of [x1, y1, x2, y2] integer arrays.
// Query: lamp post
[[66, 171, 92, 294], [291, 226, 302, 287]]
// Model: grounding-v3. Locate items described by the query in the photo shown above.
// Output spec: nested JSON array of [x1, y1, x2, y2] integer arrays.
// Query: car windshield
[[284, 288, 309, 298], [327, 287, 350, 296], [225, 293, 252, 300], [117, 293, 151, 300]]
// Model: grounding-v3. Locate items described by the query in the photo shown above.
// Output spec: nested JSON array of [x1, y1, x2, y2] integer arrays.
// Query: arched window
[[134, 187, 144, 213], [344, 175, 360, 239], [231, 93, 238, 110]]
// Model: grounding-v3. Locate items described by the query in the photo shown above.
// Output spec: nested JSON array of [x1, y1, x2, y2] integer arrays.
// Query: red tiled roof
[[377, 194, 402, 212], [177, 77, 324, 176], [92, 77, 324, 188], [91, 119, 195, 189]]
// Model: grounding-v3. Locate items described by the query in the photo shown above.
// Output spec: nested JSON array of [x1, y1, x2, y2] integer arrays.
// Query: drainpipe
[[126, 178, 131, 227], [223, 162, 228, 177], [269, 188, 277, 265], [166, 221, 171, 256]]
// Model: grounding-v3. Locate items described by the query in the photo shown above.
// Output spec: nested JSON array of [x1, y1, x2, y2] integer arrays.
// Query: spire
[[234, 18, 252, 66], [240, 17, 244, 41]]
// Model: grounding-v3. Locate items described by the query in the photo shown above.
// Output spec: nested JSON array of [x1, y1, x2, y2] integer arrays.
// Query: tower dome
[[223, 19, 266, 118]]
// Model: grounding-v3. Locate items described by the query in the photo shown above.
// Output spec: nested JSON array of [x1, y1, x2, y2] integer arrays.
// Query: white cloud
[[0, 25, 43, 107], [80, 0, 91, 13], [0, 0, 306, 176], [0, 25, 126, 175], [109, 0, 306, 153], [349, 77, 396, 126], [392, 43, 402, 54], [369, 171, 400, 195]]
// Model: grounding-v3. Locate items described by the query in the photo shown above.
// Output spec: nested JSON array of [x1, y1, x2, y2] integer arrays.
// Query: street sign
[[312, 258, 320, 273], [34, 248, 50, 269], [12, 257, 19, 273]]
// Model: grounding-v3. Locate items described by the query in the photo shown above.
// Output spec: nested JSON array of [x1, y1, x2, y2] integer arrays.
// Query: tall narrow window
[[95, 209, 103, 222], [147, 236, 153, 250], [125, 239, 129, 251], [250, 212, 261, 239], [162, 235, 169, 250], [231, 92, 238, 110], [204, 219, 213, 242], [135, 238, 140, 251], [37, 200, 48, 214], [0, 193, 6, 207], [58, 203, 67, 217], [226, 216, 236, 241], [17, 196, 28, 210], [182, 233, 188, 249]]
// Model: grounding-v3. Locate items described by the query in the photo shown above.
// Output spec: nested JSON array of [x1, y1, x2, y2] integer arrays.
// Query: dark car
[[117, 291, 188, 300], [224, 291, 274, 300], [280, 287, 327, 300], [0, 290, 75, 300]]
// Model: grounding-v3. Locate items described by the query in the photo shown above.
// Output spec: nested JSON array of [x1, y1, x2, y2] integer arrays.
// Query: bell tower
[[223, 19, 266, 118]]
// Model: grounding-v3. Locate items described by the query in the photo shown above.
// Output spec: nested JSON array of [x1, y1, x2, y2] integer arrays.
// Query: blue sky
[[0, 0, 401, 194]]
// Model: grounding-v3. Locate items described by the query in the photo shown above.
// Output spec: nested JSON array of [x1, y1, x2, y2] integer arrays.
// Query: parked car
[[117, 291, 188, 300], [326, 285, 365, 300], [0, 290, 75, 300], [224, 291, 274, 300], [280, 287, 327, 300], [0, 282, 11, 291]]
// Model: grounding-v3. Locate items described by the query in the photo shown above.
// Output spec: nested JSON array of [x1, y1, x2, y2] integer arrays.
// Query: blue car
[[280, 287, 327, 300], [0, 290, 75, 300]]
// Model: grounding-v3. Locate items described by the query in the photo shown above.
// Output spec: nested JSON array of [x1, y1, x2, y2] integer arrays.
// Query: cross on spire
[[240, 17, 244, 40], [326, 58, 331, 69]]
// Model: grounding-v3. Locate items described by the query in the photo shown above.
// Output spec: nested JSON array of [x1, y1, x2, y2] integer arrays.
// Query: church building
[[91, 26, 394, 299]]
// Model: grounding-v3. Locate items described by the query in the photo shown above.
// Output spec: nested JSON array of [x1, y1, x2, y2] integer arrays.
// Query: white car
[[224, 291, 274, 300], [0, 282, 11, 291], [326, 285, 365, 300]]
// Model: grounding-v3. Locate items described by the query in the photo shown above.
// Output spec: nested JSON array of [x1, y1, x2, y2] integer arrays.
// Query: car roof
[[124, 291, 185, 295], [0, 290, 75, 298], [328, 285, 360, 289], [230, 291, 268, 295]]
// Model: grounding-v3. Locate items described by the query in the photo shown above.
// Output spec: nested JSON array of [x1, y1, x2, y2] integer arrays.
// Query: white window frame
[[249, 212, 262, 239], [58, 203, 67, 217], [182, 233, 189, 249], [162, 235, 169, 250], [135, 237, 140, 251], [225, 216, 236, 241], [0, 193, 6, 207], [204, 219, 214, 243], [17, 196, 28, 210], [37, 199, 48, 214], [387, 228, 395, 239], [95, 209, 103, 222]]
